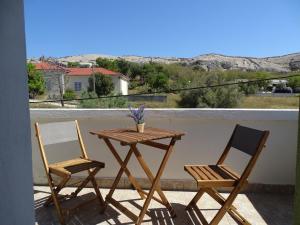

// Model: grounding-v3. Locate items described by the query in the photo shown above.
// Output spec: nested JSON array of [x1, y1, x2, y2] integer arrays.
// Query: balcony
[[31, 108, 296, 224]]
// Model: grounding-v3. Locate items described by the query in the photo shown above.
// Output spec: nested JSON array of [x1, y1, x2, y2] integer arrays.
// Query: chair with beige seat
[[35, 120, 105, 225]]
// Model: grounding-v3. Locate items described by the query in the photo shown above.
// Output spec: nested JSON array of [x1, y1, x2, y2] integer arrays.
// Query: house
[[65, 67, 129, 95], [34, 61, 66, 98], [33, 61, 129, 97]]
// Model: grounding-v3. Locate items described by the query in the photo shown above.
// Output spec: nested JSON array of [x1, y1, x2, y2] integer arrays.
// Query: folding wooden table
[[90, 127, 184, 225]]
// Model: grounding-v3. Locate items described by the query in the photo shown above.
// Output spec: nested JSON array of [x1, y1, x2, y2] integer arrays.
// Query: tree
[[27, 63, 45, 99], [239, 83, 259, 95], [178, 74, 243, 108], [95, 57, 118, 71], [288, 76, 300, 92], [146, 72, 169, 91], [67, 62, 80, 68], [88, 73, 114, 96]]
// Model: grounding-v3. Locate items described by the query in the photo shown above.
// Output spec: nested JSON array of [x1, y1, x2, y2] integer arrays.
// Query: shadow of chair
[[35, 190, 122, 225]]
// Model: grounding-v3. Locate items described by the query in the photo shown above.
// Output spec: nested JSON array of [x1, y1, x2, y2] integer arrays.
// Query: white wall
[[65, 75, 89, 93], [112, 76, 128, 95], [0, 0, 35, 224], [120, 78, 128, 95], [30, 109, 298, 186], [66, 75, 128, 95]]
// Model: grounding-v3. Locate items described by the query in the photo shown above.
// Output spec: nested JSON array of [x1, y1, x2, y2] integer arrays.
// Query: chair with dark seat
[[35, 120, 105, 225], [184, 124, 269, 225]]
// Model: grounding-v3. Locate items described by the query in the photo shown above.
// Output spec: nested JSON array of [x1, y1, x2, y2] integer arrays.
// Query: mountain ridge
[[36, 52, 300, 72]]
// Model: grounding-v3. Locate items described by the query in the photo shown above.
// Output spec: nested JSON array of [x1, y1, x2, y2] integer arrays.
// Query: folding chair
[[35, 120, 105, 225], [184, 124, 269, 225]]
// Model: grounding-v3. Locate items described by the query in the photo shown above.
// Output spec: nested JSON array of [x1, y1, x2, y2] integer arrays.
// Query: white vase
[[136, 123, 145, 133]]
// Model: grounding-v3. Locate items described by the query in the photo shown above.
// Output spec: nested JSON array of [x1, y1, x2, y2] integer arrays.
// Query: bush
[[288, 76, 300, 92], [63, 89, 76, 100], [88, 73, 114, 96], [27, 63, 45, 99], [146, 72, 169, 91], [67, 62, 80, 68], [178, 74, 243, 108], [79, 91, 128, 108], [239, 83, 259, 95]]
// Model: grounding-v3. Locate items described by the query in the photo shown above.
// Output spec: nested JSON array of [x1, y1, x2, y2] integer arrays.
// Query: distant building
[[34, 61, 65, 97], [33, 62, 129, 97], [269, 79, 287, 86]]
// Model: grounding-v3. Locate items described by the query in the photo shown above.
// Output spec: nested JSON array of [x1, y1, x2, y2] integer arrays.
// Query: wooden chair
[[35, 120, 105, 225], [184, 124, 269, 225]]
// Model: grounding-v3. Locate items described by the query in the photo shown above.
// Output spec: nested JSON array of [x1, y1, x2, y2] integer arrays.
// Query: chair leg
[[205, 188, 251, 225], [44, 175, 70, 207], [186, 189, 205, 210], [71, 167, 101, 198], [48, 174, 68, 225], [90, 170, 105, 213], [209, 188, 241, 225]]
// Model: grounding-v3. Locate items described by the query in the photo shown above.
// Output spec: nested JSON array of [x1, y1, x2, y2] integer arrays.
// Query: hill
[[52, 52, 300, 72]]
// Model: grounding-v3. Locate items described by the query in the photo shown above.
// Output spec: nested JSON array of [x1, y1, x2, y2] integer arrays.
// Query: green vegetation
[[67, 62, 80, 67], [288, 76, 300, 92], [27, 63, 45, 99], [63, 89, 76, 100], [30, 57, 300, 108], [178, 74, 243, 108], [239, 96, 298, 108], [95, 57, 277, 94], [79, 91, 128, 108], [146, 72, 169, 91], [88, 73, 114, 96]]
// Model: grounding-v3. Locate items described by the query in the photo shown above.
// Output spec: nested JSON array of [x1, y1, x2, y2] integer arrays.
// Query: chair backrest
[[230, 125, 266, 156], [35, 120, 88, 170], [38, 121, 78, 146], [217, 124, 269, 176]]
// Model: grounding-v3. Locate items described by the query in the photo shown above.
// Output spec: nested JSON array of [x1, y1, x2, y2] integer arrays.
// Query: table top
[[90, 127, 185, 145]]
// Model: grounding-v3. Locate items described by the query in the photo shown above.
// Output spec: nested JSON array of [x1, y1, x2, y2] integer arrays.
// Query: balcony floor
[[34, 186, 293, 225]]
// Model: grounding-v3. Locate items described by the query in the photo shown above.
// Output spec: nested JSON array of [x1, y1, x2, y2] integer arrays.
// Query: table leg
[[132, 144, 176, 217], [136, 138, 177, 225], [105, 145, 135, 204], [103, 138, 146, 199]]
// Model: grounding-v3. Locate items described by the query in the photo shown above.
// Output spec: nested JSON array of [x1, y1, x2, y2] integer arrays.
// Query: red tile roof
[[34, 62, 62, 70], [33, 62, 127, 79], [66, 67, 120, 76]]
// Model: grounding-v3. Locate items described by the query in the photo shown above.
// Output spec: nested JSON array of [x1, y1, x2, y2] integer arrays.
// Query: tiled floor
[[34, 186, 293, 225]]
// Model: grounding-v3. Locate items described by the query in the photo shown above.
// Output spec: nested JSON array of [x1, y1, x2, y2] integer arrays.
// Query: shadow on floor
[[34, 190, 208, 225], [246, 193, 293, 225]]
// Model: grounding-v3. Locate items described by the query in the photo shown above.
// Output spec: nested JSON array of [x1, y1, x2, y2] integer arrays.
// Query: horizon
[[28, 51, 300, 60], [24, 0, 300, 58]]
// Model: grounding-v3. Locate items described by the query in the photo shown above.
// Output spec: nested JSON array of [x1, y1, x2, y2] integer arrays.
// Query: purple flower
[[128, 104, 145, 124]]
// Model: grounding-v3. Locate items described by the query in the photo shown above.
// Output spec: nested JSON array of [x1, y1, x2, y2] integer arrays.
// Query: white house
[[65, 67, 129, 95], [34, 62, 129, 97]]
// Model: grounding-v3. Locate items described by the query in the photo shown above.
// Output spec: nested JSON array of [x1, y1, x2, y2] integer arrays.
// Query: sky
[[24, 0, 300, 58]]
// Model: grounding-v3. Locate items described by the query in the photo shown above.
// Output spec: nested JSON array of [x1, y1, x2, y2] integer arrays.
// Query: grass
[[30, 94, 299, 109], [128, 94, 180, 108], [29, 103, 61, 108], [239, 96, 299, 109]]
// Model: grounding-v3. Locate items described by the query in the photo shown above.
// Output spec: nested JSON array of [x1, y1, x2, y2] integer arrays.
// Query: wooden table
[[90, 127, 185, 225]]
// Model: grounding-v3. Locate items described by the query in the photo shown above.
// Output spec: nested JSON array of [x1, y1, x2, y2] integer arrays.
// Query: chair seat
[[49, 158, 105, 177], [184, 164, 241, 187]]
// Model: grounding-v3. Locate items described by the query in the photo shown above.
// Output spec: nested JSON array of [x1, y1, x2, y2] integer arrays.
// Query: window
[[74, 82, 82, 91]]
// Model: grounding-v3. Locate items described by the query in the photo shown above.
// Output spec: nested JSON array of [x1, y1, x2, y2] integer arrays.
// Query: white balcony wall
[[30, 109, 298, 186]]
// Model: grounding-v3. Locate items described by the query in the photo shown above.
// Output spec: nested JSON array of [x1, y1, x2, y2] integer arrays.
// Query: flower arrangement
[[128, 104, 145, 132]]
